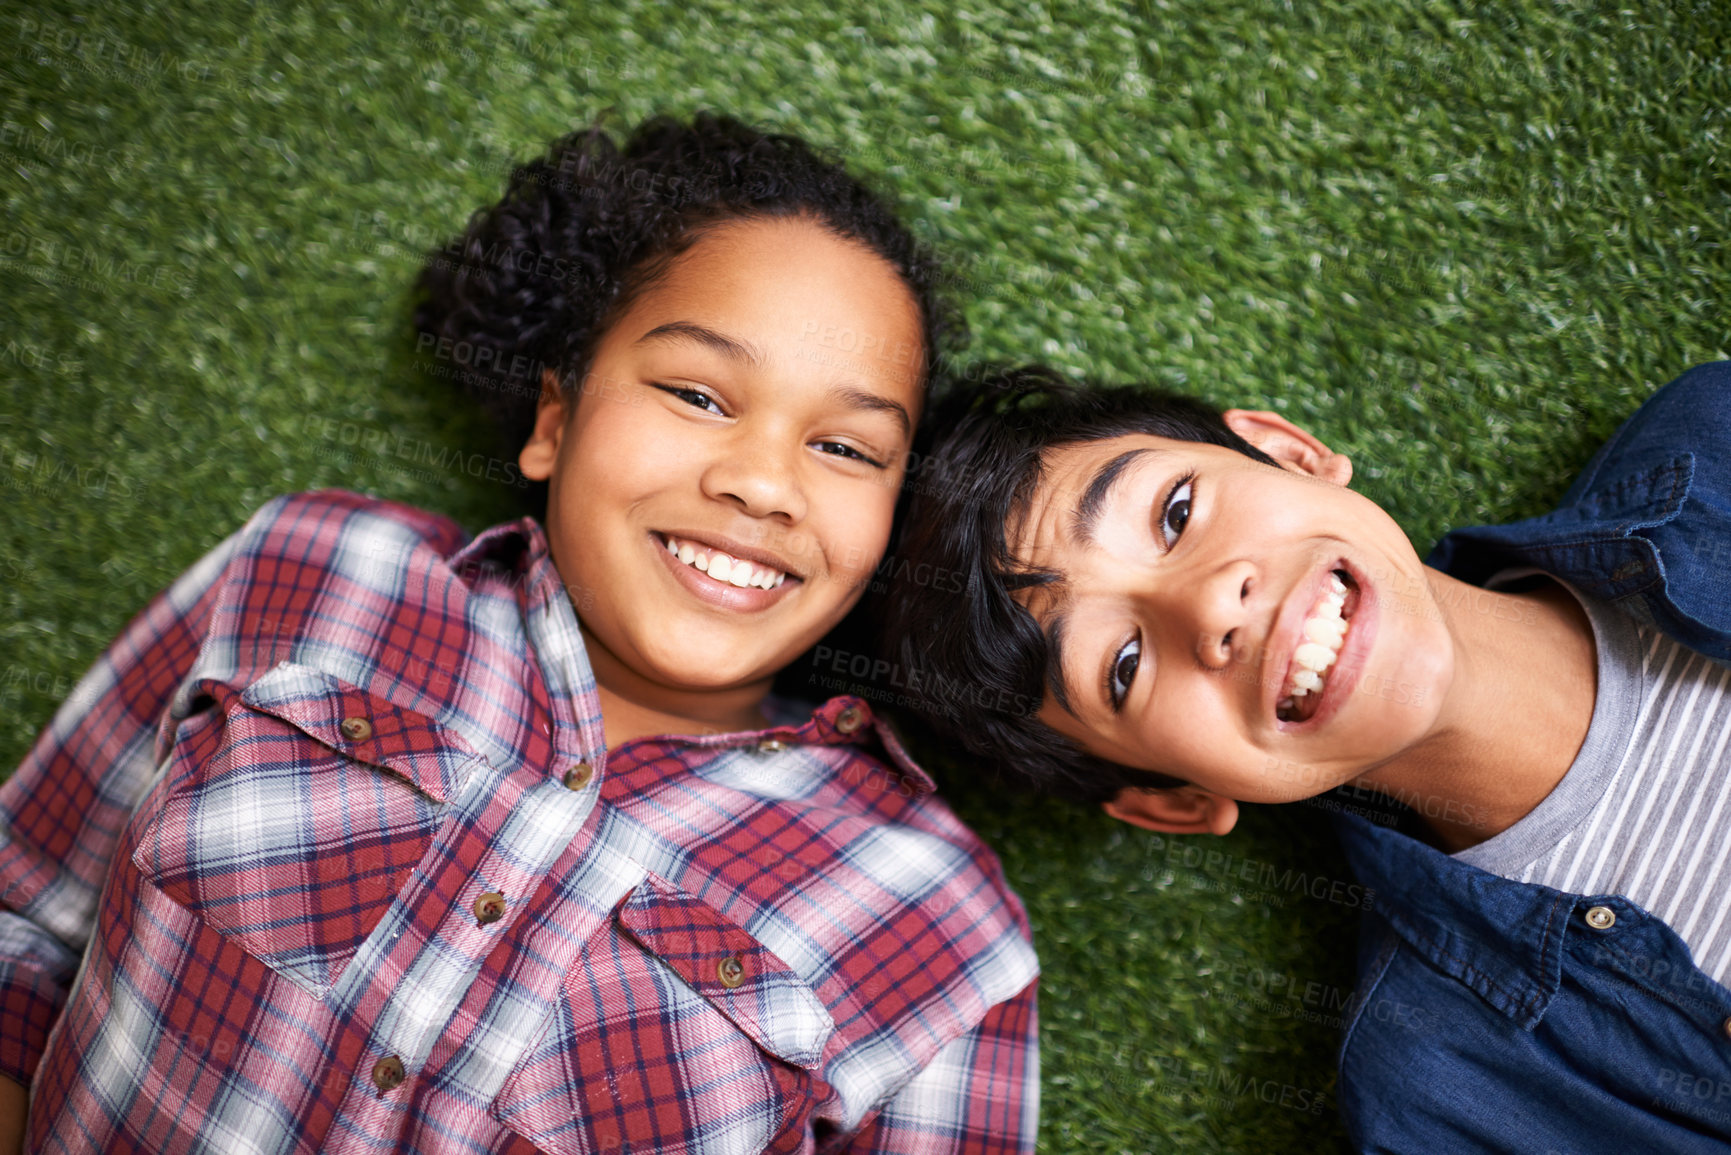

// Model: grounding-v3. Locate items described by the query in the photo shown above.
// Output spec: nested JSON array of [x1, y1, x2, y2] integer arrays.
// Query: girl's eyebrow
[[828, 385, 911, 437], [633, 324, 909, 434], [636, 321, 764, 366]]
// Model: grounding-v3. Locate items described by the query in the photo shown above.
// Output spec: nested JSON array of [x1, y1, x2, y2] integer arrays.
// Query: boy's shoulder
[[1427, 362, 1731, 661]]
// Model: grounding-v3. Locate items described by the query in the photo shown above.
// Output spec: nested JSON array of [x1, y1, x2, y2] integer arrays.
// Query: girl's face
[[520, 216, 924, 720]]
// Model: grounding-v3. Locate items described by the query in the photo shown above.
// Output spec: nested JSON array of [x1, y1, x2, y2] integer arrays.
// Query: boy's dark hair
[[414, 111, 963, 458], [883, 365, 1280, 805]]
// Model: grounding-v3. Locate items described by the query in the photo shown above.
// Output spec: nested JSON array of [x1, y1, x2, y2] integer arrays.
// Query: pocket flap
[[242, 662, 479, 803], [616, 873, 834, 1068]]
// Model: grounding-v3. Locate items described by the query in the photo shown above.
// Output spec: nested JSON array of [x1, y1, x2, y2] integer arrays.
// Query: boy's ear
[[1104, 785, 1240, 837], [1222, 408, 1352, 487], [519, 369, 570, 482]]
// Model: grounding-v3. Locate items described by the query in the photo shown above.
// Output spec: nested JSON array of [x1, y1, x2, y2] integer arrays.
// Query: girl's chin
[[642, 650, 795, 694]]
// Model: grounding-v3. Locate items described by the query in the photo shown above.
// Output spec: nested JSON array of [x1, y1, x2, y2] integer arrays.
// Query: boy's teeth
[[1304, 616, 1346, 645], [1281, 573, 1355, 710], [1293, 642, 1336, 673]]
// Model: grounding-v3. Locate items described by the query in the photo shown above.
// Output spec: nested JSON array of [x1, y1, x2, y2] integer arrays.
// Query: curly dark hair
[[414, 111, 965, 458], [881, 365, 1280, 805]]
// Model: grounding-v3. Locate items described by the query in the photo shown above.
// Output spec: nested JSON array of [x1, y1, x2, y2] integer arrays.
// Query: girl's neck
[[580, 625, 773, 747], [1357, 571, 1598, 854]]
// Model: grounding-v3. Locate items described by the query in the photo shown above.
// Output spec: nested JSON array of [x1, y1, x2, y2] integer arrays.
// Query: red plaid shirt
[[0, 491, 1039, 1154]]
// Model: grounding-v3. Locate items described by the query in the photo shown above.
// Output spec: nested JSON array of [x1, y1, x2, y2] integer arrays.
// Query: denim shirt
[[1334, 362, 1731, 1153]]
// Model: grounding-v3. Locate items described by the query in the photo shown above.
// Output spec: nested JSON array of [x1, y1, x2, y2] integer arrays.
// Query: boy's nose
[[1174, 562, 1258, 672]]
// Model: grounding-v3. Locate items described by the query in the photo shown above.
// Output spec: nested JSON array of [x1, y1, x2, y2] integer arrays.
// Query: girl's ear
[[1222, 408, 1353, 487], [1104, 785, 1240, 837], [519, 369, 570, 482]]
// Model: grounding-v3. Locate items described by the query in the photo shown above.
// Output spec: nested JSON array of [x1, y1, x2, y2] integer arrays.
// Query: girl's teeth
[[1292, 669, 1324, 694], [663, 536, 787, 590]]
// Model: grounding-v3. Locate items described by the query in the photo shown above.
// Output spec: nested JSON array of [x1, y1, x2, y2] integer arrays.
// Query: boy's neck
[[1356, 571, 1598, 854], [580, 625, 774, 747]]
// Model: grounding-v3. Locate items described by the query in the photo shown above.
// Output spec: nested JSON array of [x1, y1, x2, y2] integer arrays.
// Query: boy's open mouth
[[656, 532, 794, 591], [1275, 569, 1360, 724]]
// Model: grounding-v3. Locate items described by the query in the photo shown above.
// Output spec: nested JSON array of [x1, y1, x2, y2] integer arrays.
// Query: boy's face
[[1010, 426, 1456, 805], [521, 216, 924, 714]]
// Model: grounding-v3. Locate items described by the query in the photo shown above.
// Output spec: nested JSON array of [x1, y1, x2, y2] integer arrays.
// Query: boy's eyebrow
[[636, 321, 765, 366], [1071, 447, 1162, 549], [1043, 610, 1079, 717], [1042, 445, 1168, 718], [828, 385, 911, 437]]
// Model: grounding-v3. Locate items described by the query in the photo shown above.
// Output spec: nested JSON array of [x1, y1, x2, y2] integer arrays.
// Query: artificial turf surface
[[3, 0, 1728, 1150]]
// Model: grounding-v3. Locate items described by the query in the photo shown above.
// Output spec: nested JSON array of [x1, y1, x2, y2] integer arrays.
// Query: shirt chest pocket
[[492, 871, 836, 1155], [132, 662, 478, 999]]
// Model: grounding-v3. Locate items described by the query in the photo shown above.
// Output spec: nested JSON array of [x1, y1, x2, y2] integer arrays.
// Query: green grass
[[3, 0, 1728, 1149]]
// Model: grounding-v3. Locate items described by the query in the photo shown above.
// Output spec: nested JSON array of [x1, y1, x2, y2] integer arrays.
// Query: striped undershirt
[[1457, 572, 1731, 984]]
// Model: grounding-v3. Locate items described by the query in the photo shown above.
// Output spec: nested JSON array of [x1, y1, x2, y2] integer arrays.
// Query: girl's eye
[[1160, 474, 1195, 549], [1109, 637, 1140, 710], [814, 440, 887, 468], [655, 384, 724, 415]]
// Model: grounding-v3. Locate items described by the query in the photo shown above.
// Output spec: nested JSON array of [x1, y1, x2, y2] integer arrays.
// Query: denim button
[[1585, 906, 1616, 930]]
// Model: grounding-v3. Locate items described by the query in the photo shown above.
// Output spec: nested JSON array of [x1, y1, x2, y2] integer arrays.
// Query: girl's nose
[[700, 432, 808, 523]]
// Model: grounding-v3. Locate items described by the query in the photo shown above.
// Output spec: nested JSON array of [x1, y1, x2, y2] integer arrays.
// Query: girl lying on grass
[[0, 114, 1038, 1154]]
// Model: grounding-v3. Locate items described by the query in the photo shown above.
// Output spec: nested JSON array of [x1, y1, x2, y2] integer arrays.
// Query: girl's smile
[[517, 216, 925, 742]]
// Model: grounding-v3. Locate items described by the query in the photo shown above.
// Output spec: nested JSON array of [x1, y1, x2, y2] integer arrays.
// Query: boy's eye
[[1109, 637, 1140, 710], [654, 384, 724, 415], [1160, 473, 1195, 549]]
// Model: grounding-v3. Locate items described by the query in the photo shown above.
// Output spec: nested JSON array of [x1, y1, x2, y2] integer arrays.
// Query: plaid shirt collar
[[459, 514, 937, 796]]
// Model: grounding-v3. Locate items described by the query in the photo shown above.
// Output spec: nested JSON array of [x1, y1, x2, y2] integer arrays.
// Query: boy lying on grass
[[886, 362, 1731, 1152], [0, 114, 1037, 1154]]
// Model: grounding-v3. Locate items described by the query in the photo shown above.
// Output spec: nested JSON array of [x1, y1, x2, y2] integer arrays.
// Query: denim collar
[[1425, 451, 1692, 599], [1334, 812, 1579, 1029]]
